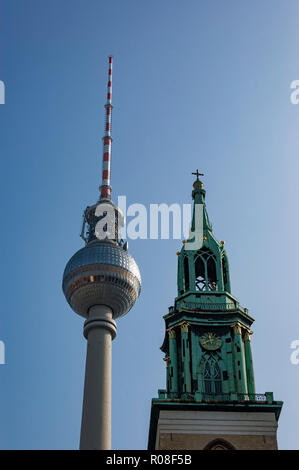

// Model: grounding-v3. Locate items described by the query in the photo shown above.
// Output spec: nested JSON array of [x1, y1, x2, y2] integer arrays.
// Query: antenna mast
[[100, 56, 113, 200]]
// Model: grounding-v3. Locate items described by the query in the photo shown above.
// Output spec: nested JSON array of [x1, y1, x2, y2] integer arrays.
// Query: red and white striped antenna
[[100, 56, 113, 200]]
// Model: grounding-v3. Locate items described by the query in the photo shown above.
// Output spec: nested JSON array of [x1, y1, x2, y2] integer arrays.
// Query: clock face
[[200, 332, 222, 351]]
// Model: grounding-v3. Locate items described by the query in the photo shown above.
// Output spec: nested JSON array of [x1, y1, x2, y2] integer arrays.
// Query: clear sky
[[1, 0, 299, 450]]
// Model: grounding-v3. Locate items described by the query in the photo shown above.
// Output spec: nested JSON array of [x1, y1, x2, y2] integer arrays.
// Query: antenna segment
[[100, 56, 113, 200]]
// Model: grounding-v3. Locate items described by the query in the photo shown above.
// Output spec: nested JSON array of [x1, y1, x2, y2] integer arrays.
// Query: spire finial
[[192, 169, 204, 181], [100, 56, 113, 200]]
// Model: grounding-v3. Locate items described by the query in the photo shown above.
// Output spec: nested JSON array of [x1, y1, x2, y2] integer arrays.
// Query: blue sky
[[1, 0, 299, 449]]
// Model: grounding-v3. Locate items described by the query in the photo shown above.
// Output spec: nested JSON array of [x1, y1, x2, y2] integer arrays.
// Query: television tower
[[62, 57, 141, 450]]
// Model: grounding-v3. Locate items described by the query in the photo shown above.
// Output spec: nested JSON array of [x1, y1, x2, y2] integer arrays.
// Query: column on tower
[[215, 262, 224, 291], [224, 334, 236, 395], [244, 330, 256, 394], [191, 327, 201, 397], [231, 323, 248, 394], [167, 328, 179, 397], [187, 252, 195, 291], [177, 255, 183, 294], [180, 322, 192, 394], [164, 356, 171, 395]]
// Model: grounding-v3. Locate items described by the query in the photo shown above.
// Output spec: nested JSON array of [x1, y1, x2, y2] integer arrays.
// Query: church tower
[[148, 172, 282, 450]]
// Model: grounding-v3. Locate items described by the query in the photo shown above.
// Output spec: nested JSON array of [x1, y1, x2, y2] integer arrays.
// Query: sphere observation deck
[[63, 241, 141, 319]]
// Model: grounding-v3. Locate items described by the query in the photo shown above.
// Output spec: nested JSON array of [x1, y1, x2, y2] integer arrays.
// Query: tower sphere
[[63, 241, 141, 319]]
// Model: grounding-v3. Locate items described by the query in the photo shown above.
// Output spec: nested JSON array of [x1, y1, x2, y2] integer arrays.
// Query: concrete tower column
[[62, 58, 141, 450], [80, 305, 117, 450]]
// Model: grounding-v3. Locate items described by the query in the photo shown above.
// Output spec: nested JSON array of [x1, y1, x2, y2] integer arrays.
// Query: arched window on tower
[[204, 439, 235, 450], [195, 256, 205, 291], [204, 361, 212, 393], [195, 247, 218, 291], [207, 257, 217, 291], [203, 356, 222, 395]]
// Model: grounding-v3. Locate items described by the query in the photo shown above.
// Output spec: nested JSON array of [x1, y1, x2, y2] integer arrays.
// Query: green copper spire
[[190, 170, 212, 233], [161, 173, 258, 399], [177, 171, 231, 300], [148, 173, 283, 451]]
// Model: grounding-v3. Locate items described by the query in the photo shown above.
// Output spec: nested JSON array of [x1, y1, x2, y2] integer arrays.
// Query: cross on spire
[[192, 169, 204, 181]]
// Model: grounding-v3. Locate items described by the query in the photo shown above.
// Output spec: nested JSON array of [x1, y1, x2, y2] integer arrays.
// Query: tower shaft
[[63, 56, 141, 451], [80, 305, 116, 450]]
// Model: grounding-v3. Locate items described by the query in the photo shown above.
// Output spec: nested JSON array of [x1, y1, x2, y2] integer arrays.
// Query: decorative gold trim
[[179, 321, 189, 334], [167, 327, 176, 339], [244, 330, 253, 342], [163, 356, 170, 366], [230, 322, 242, 336], [230, 322, 253, 338]]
